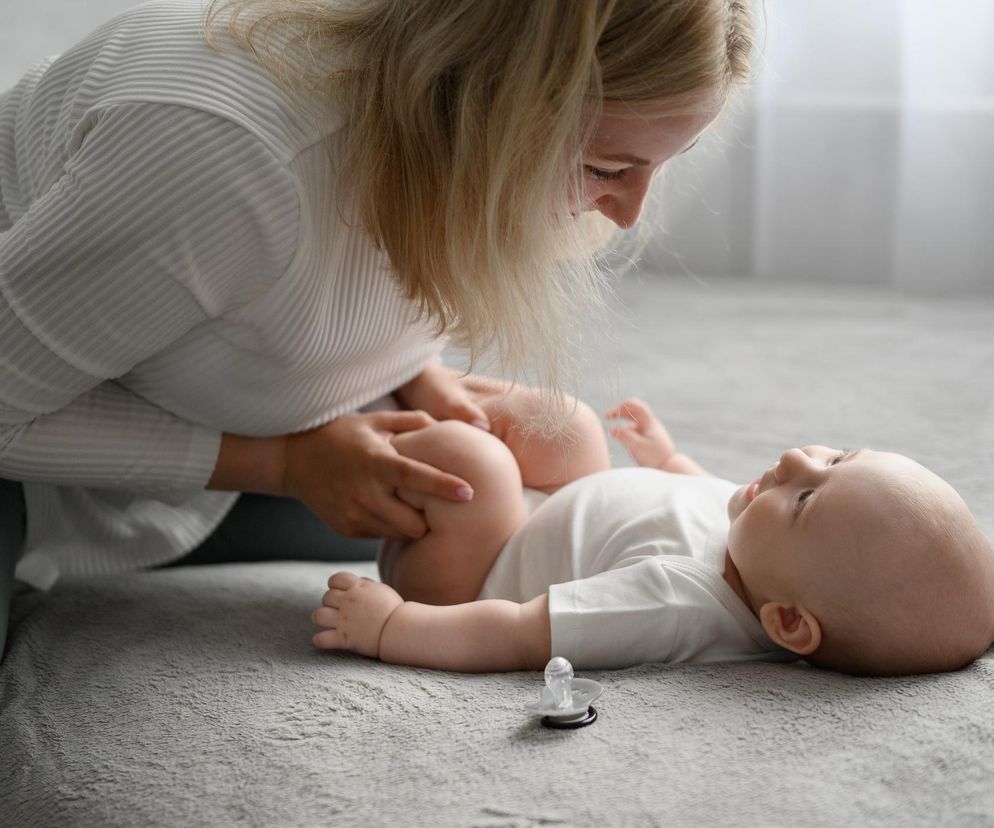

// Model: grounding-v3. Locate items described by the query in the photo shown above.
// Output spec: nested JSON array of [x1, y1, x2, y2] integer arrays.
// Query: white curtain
[[646, 0, 994, 295]]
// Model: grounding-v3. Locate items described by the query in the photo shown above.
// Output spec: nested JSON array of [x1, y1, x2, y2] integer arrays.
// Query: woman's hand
[[282, 409, 474, 540], [395, 363, 491, 431]]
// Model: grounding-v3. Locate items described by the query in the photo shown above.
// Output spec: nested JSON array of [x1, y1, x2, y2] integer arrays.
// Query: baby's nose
[[774, 447, 814, 482]]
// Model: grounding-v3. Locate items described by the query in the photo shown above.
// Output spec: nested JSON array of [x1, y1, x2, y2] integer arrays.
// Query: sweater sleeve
[[0, 102, 300, 491]]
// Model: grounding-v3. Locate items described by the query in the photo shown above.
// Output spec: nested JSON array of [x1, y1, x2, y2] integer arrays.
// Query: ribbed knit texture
[[0, 0, 442, 588]]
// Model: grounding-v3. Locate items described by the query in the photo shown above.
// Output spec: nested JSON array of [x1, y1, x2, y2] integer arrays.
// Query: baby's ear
[[759, 602, 822, 655]]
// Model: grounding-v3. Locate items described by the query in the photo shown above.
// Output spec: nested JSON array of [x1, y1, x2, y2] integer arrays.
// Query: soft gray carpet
[[2, 277, 993, 827]]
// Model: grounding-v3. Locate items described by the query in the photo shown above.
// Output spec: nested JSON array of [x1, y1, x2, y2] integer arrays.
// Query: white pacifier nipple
[[545, 656, 574, 710], [525, 656, 603, 730]]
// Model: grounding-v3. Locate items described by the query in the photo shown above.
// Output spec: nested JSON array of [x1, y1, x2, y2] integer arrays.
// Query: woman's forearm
[[0, 383, 220, 491], [207, 432, 288, 495], [379, 594, 552, 672]]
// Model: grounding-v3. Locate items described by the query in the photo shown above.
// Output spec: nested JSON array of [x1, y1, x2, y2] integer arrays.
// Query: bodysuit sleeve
[[547, 557, 745, 669], [0, 102, 300, 492]]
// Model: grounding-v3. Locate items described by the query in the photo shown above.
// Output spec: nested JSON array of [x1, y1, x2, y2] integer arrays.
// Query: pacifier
[[525, 656, 603, 729]]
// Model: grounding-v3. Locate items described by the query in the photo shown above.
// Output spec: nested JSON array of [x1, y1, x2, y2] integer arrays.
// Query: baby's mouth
[[748, 463, 779, 502], [746, 478, 762, 502]]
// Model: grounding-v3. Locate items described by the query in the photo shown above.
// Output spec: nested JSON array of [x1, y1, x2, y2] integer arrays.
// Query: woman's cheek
[[581, 177, 607, 206]]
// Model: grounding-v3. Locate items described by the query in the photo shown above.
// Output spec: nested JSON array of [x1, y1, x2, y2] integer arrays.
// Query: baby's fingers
[[609, 423, 640, 444], [313, 629, 347, 650], [328, 571, 360, 591], [321, 588, 342, 608], [605, 398, 653, 425], [312, 606, 340, 627]]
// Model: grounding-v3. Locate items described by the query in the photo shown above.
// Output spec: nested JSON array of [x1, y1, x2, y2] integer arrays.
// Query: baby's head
[[726, 446, 994, 676]]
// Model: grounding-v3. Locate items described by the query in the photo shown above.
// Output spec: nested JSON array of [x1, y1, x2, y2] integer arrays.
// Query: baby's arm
[[312, 572, 551, 672], [605, 398, 709, 476]]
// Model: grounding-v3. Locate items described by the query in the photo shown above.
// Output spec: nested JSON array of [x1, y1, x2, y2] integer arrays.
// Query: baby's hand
[[604, 398, 676, 470], [311, 572, 404, 658]]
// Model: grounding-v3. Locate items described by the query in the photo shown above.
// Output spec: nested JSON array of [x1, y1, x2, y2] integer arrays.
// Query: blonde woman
[[0, 0, 753, 655]]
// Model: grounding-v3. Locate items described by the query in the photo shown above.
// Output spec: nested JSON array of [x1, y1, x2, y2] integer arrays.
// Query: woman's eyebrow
[[594, 139, 700, 166], [594, 152, 651, 165]]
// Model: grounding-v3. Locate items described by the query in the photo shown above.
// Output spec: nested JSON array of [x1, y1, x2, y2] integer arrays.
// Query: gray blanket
[[2, 278, 993, 826], [4, 561, 994, 827]]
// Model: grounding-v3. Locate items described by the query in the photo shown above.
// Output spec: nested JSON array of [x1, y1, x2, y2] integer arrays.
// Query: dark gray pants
[[0, 479, 25, 659], [0, 483, 377, 658]]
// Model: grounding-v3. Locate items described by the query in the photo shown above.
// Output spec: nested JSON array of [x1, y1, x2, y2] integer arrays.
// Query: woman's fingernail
[[455, 486, 474, 501], [471, 419, 491, 432]]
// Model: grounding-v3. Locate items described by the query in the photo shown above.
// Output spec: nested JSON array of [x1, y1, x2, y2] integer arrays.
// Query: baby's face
[[725, 445, 942, 611]]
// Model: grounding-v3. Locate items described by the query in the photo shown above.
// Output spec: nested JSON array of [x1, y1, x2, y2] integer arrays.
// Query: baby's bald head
[[800, 462, 994, 675]]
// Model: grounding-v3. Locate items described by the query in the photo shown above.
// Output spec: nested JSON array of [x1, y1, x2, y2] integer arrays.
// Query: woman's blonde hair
[[204, 0, 753, 420]]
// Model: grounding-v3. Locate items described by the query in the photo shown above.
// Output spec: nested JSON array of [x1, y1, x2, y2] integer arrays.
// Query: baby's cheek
[[726, 486, 748, 521], [726, 513, 760, 569]]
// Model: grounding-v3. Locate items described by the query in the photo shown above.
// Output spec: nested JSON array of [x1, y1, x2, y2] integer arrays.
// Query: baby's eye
[[584, 165, 627, 182], [829, 449, 852, 466], [793, 489, 814, 518]]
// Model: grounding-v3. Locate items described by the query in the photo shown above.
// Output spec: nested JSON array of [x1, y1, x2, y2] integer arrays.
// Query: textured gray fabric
[[1, 277, 992, 827]]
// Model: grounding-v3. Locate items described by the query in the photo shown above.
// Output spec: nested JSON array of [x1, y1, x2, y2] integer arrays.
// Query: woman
[[0, 0, 753, 654]]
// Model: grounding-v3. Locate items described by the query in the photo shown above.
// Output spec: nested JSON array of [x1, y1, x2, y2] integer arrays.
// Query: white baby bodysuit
[[478, 467, 796, 669]]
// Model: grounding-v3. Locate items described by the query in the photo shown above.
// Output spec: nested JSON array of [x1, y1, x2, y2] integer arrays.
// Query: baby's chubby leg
[[458, 375, 611, 493], [386, 420, 527, 605]]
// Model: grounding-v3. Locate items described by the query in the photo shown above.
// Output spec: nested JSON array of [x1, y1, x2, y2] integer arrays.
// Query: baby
[[311, 397, 994, 676]]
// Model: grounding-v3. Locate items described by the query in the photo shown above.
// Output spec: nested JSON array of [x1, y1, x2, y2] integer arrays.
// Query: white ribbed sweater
[[0, 0, 441, 588]]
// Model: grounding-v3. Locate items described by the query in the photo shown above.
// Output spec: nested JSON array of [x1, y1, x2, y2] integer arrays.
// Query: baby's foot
[[311, 572, 404, 659]]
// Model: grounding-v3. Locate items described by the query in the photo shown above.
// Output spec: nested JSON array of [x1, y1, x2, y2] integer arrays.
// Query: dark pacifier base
[[540, 705, 598, 729]]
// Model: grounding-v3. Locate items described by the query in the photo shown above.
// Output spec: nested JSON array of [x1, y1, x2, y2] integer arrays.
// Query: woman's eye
[[584, 165, 627, 182]]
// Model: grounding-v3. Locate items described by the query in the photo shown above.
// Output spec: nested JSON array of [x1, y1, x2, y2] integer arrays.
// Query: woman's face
[[577, 101, 722, 229]]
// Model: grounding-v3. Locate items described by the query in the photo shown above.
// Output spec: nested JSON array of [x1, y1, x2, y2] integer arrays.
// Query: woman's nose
[[594, 177, 653, 229]]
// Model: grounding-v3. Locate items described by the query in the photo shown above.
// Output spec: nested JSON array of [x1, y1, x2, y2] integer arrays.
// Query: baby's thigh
[[391, 420, 526, 547]]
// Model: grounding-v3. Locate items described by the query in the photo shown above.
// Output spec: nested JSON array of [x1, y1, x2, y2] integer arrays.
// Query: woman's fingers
[[289, 409, 476, 541], [445, 397, 491, 431], [391, 454, 473, 503], [373, 409, 437, 433], [366, 495, 428, 540], [331, 482, 425, 539]]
